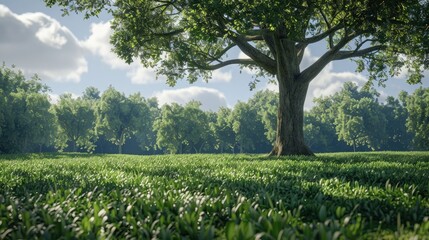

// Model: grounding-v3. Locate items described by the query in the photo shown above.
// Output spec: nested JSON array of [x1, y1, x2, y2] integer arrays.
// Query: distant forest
[[1, 64, 428, 154]]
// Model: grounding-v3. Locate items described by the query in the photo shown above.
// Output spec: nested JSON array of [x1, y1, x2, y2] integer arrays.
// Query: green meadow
[[0, 152, 428, 239]]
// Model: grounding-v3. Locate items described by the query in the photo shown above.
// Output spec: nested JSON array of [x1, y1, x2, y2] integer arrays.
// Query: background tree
[[304, 113, 327, 150], [96, 87, 149, 154], [82, 86, 101, 101], [248, 90, 278, 144], [380, 96, 411, 150], [182, 101, 211, 153], [335, 99, 368, 152], [25, 93, 56, 152], [0, 65, 55, 153], [52, 94, 97, 152], [203, 111, 218, 153], [154, 103, 186, 154], [305, 96, 347, 152], [404, 87, 429, 150], [45, 0, 429, 156], [231, 102, 270, 153], [153, 101, 212, 154], [211, 107, 236, 153], [335, 97, 387, 151], [134, 97, 160, 154]]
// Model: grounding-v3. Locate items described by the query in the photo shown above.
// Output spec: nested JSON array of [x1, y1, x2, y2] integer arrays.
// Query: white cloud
[[82, 21, 163, 84], [211, 69, 232, 82], [237, 51, 260, 75], [309, 64, 367, 97], [266, 82, 278, 92], [154, 86, 228, 111], [0, 5, 87, 82], [238, 51, 250, 60]]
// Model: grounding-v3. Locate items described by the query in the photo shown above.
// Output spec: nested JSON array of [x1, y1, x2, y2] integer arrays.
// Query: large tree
[[45, 0, 429, 155]]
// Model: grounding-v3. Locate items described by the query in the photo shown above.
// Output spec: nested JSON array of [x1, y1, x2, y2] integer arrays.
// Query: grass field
[[0, 152, 428, 239]]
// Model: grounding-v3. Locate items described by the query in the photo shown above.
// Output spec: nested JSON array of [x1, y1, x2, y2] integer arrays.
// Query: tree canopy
[[52, 94, 97, 152], [96, 87, 151, 154], [45, 0, 429, 83], [0, 65, 54, 153], [44, 0, 429, 155]]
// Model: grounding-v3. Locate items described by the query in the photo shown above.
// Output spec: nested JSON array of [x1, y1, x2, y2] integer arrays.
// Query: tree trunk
[[353, 139, 356, 152], [118, 133, 125, 154], [270, 76, 314, 156], [72, 140, 77, 152]]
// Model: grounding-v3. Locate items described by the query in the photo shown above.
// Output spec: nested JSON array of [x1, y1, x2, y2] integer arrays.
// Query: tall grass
[[0, 152, 428, 239]]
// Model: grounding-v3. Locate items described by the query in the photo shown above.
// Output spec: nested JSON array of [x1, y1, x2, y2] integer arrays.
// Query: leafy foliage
[[335, 97, 387, 151], [52, 94, 97, 152], [404, 87, 429, 149], [0, 64, 54, 153], [231, 101, 271, 153], [154, 101, 213, 154], [0, 152, 428, 239], [96, 87, 151, 154], [0, 62, 428, 154], [211, 107, 236, 153]]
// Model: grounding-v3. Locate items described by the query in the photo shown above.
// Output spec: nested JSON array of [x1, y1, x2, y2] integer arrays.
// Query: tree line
[[1, 65, 428, 154]]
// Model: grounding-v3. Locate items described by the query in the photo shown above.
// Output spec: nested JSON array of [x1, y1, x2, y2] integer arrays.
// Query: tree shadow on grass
[[129, 164, 429, 229], [2, 154, 428, 234], [315, 151, 429, 164]]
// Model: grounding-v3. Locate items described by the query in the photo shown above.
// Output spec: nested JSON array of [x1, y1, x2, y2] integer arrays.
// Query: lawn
[[0, 152, 428, 239]]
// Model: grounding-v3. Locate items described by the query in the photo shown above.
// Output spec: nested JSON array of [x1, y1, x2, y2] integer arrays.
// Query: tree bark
[[270, 76, 314, 156], [263, 35, 314, 156]]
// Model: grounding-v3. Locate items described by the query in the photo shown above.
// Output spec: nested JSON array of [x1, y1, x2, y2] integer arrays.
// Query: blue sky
[[1, 0, 428, 111]]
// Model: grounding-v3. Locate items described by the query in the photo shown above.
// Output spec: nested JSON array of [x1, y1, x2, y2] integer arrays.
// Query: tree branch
[[230, 35, 277, 74], [152, 29, 184, 37], [244, 35, 264, 41], [296, 43, 308, 65], [334, 45, 386, 60], [263, 33, 278, 60], [191, 59, 257, 71], [208, 43, 237, 62], [317, 6, 334, 48], [214, 16, 276, 74], [300, 23, 344, 44], [297, 30, 361, 83]]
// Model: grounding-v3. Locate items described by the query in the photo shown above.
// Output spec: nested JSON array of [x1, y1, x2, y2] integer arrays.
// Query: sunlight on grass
[[0, 152, 428, 239]]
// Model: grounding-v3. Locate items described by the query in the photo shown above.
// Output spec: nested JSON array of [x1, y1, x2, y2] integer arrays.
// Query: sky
[[1, 0, 428, 111]]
